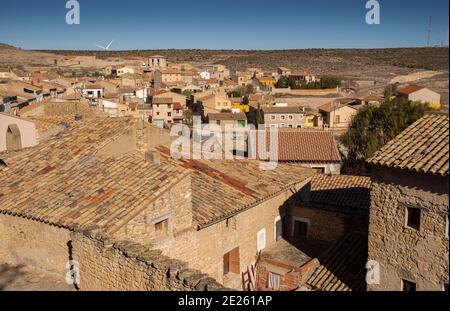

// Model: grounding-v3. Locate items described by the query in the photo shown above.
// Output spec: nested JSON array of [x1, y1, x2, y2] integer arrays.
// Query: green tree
[[342, 100, 430, 161], [275, 76, 290, 88]]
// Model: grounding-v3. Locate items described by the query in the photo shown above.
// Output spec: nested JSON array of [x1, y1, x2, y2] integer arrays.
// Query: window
[[288, 115, 293, 120], [270, 115, 276, 120], [270, 124, 277, 129], [154, 219, 168, 234], [335, 115, 341, 124], [401, 279, 416, 292], [293, 219, 308, 239], [223, 247, 240, 275], [156, 112, 160, 116], [280, 123, 285, 128], [280, 115, 286, 120], [168, 104, 171, 109], [274, 217, 283, 241], [312, 166, 326, 174], [445, 214, 449, 238], [406, 206, 421, 230], [299, 114, 304, 119], [167, 112, 172, 117], [288, 124, 293, 128], [257, 228, 266, 252], [297, 125, 303, 129], [267, 272, 281, 291]]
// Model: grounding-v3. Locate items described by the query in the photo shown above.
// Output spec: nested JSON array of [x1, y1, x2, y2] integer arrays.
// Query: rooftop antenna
[[427, 16, 432, 47]]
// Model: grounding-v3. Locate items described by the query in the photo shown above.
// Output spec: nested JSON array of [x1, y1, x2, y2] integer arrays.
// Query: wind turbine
[[96, 39, 115, 50]]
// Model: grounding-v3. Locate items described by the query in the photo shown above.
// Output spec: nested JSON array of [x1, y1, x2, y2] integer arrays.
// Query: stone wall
[[0, 214, 71, 276], [287, 205, 368, 244], [113, 174, 193, 247], [71, 232, 225, 291], [368, 167, 449, 291], [0, 214, 226, 291], [155, 180, 310, 288]]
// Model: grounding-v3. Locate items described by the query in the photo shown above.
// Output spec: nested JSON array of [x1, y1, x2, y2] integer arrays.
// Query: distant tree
[[245, 84, 255, 95], [275, 76, 290, 88], [182, 90, 193, 98]]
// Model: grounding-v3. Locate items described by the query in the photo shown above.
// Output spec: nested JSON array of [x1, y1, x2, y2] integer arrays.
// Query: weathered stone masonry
[[0, 214, 226, 291], [368, 167, 449, 291]]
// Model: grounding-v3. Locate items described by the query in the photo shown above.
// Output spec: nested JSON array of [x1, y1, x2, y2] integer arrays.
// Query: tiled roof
[[309, 174, 371, 212], [258, 130, 341, 163], [0, 118, 188, 234], [208, 112, 247, 121], [396, 85, 424, 95], [154, 146, 315, 229], [262, 106, 307, 114], [306, 232, 368, 291], [152, 97, 173, 104], [319, 102, 356, 113], [368, 113, 449, 176], [1, 117, 316, 233]]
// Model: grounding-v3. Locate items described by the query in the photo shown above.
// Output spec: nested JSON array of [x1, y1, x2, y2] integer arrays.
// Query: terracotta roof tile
[[306, 232, 368, 291], [257, 130, 341, 163], [309, 174, 371, 212], [396, 85, 425, 95], [0, 118, 188, 234], [368, 113, 449, 176]]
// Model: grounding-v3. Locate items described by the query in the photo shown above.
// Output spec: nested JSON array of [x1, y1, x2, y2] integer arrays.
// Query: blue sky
[[0, 0, 448, 50]]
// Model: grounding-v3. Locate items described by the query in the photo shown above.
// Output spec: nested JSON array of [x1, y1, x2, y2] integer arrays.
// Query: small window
[[168, 112, 172, 117], [406, 206, 421, 230], [401, 279, 416, 292], [294, 220, 308, 239], [267, 272, 281, 291], [280, 115, 286, 120], [223, 247, 240, 275], [335, 115, 341, 123], [288, 115, 293, 120], [288, 124, 293, 128], [270, 115, 276, 120], [280, 123, 285, 128], [154, 219, 169, 234], [297, 125, 303, 128], [445, 215, 449, 238], [312, 166, 326, 174], [257, 229, 266, 252]]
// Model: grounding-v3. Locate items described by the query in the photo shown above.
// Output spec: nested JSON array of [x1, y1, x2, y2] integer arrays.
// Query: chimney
[[145, 150, 160, 165]]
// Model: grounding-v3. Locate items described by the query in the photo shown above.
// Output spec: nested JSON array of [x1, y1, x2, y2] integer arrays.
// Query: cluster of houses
[[0, 54, 447, 292]]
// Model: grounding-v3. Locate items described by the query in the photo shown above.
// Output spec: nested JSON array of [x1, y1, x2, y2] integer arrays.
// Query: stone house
[[396, 85, 441, 106], [0, 117, 316, 290], [262, 106, 322, 129], [319, 101, 358, 129], [197, 94, 232, 116], [367, 112, 449, 291], [208, 112, 247, 129], [255, 174, 371, 291]]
